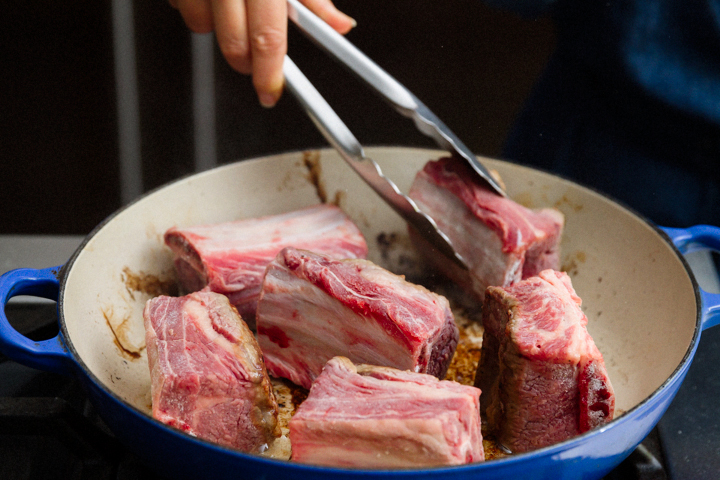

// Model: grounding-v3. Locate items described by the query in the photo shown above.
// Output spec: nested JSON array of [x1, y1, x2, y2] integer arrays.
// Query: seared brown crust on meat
[[475, 270, 614, 453]]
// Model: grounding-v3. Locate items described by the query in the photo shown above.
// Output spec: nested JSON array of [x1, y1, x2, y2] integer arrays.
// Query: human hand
[[169, 0, 356, 107]]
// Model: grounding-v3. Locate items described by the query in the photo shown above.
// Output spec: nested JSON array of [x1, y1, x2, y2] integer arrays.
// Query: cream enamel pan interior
[[61, 146, 696, 432]]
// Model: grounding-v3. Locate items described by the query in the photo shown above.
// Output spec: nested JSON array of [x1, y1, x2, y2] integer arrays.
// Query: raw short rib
[[144, 291, 280, 453], [289, 356, 484, 467], [256, 247, 459, 389], [474, 269, 615, 453], [408, 157, 564, 300], [164, 204, 368, 327]]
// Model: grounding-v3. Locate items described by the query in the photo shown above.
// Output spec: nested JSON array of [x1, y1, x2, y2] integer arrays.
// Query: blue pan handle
[[0, 266, 74, 375], [662, 225, 720, 331]]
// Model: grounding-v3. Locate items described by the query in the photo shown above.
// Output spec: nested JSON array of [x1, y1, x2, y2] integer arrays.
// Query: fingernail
[[348, 16, 357, 28], [259, 92, 279, 108]]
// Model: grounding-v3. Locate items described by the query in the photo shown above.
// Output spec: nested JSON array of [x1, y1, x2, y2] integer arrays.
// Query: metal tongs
[[284, 0, 506, 269]]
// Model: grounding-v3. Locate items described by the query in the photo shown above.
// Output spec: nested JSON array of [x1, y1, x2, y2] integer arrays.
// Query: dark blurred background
[[0, 0, 554, 235]]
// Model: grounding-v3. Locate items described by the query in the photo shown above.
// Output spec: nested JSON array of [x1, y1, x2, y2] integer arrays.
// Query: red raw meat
[[289, 356, 484, 467], [144, 291, 279, 452], [256, 247, 459, 389], [474, 269, 615, 453], [164, 204, 368, 327], [408, 157, 564, 300]]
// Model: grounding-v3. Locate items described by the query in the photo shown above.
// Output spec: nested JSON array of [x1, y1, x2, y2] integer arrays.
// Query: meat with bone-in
[[474, 269, 614, 453], [408, 157, 564, 300], [255, 247, 459, 389], [164, 204, 368, 327], [289, 356, 484, 467], [144, 291, 280, 453]]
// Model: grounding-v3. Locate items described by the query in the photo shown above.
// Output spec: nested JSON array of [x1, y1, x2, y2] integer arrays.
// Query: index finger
[[246, 0, 288, 107], [300, 0, 356, 34]]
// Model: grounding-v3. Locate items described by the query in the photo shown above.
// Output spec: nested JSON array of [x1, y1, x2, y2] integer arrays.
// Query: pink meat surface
[[408, 157, 564, 300], [164, 204, 368, 326], [256, 247, 459, 389], [474, 270, 615, 453], [289, 356, 483, 467], [144, 291, 279, 452]]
